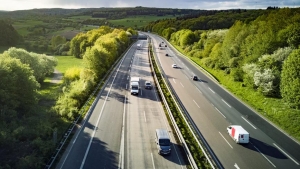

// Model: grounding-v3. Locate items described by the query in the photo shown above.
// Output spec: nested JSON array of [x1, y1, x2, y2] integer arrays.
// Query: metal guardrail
[[147, 41, 198, 169], [44, 44, 135, 169], [148, 36, 219, 169]]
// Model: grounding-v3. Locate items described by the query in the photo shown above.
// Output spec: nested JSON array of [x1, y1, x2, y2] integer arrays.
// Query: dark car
[[165, 45, 167, 47], [165, 53, 168, 56], [192, 75, 198, 81]]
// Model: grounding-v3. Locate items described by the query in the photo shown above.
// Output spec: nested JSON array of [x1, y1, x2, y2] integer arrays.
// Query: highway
[[55, 40, 187, 169], [146, 33, 300, 169]]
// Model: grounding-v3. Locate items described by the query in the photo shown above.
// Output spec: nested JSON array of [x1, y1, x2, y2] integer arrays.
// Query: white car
[[172, 64, 178, 68]]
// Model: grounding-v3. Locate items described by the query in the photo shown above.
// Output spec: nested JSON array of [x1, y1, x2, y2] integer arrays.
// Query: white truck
[[137, 44, 141, 50], [130, 77, 140, 95], [227, 125, 250, 144]]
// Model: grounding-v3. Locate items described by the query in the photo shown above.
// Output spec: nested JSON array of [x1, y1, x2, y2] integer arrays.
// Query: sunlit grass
[[55, 55, 84, 73]]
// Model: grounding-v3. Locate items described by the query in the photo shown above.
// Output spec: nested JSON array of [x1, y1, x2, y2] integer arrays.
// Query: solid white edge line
[[80, 73, 116, 169], [118, 95, 126, 169], [252, 144, 276, 168], [219, 132, 233, 149], [241, 116, 257, 129], [273, 143, 299, 165], [221, 99, 231, 108], [125, 84, 128, 90], [151, 153, 156, 169], [208, 87, 215, 93], [193, 100, 200, 108], [80, 51, 125, 169], [173, 78, 176, 83], [215, 107, 226, 118], [144, 111, 147, 122]]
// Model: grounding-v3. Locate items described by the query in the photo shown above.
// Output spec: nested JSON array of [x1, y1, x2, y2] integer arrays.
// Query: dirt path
[[51, 69, 63, 84]]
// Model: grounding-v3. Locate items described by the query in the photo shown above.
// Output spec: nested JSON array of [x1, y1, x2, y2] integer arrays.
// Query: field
[[12, 20, 45, 36], [109, 15, 176, 28], [55, 55, 84, 73]]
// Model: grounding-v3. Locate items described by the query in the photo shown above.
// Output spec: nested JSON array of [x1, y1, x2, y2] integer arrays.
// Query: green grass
[[38, 55, 84, 102], [55, 55, 84, 73], [109, 15, 176, 28], [12, 20, 45, 36], [50, 27, 77, 36]]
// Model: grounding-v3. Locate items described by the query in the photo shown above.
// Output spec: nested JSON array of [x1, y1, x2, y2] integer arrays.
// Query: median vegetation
[[149, 44, 213, 169]]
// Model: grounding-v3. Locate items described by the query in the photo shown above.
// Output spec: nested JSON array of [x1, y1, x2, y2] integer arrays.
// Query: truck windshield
[[159, 139, 170, 146], [132, 86, 138, 90]]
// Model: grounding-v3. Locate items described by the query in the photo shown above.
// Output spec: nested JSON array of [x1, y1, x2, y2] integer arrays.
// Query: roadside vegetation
[[0, 25, 132, 168], [1, 6, 299, 168], [147, 7, 300, 141], [149, 44, 213, 169]]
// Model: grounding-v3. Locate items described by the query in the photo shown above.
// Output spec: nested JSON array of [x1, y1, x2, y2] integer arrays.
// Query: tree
[[287, 23, 300, 48], [0, 54, 40, 112], [0, 20, 21, 46], [280, 49, 300, 108], [3, 47, 57, 82], [70, 33, 88, 58], [162, 27, 176, 40], [254, 69, 276, 96], [180, 29, 196, 47], [51, 35, 66, 51]]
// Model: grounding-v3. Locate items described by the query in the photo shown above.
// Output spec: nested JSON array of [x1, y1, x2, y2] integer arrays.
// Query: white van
[[227, 125, 250, 144], [155, 129, 171, 155], [130, 77, 140, 95]]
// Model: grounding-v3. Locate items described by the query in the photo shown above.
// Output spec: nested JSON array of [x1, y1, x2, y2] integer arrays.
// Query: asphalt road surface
[[146, 33, 300, 169], [55, 40, 187, 169]]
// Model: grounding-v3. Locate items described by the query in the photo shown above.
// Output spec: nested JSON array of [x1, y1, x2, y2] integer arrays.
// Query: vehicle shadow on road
[[244, 137, 288, 159], [161, 142, 189, 166], [87, 136, 119, 169]]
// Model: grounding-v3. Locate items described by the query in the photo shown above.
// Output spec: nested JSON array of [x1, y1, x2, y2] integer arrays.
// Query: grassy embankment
[[172, 44, 300, 142]]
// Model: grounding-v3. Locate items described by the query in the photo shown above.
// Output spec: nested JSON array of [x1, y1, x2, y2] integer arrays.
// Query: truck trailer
[[130, 77, 140, 95], [227, 125, 249, 144]]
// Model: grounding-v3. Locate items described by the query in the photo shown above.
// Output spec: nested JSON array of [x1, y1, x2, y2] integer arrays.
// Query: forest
[[145, 7, 300, 140], [0, 25, 132, 168], [1, 6, 300, 168]]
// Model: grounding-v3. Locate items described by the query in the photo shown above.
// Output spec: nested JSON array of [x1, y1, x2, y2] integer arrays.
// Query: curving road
[[55, 40, 187, 169], [146, 33, 300, 169]]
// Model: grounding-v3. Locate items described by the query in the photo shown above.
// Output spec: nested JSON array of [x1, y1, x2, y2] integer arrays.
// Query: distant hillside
[[0, 7, 206, 19]]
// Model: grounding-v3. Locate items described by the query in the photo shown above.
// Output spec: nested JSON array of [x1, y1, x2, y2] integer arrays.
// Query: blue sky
[[1, 0, 299, 11]]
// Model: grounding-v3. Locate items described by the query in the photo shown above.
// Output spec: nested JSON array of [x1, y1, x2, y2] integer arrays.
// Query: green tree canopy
[[3, 47, 57, 82], [0, 54, 40, 112], [0, 20, 21, 46], [280, 48, 300, 108]]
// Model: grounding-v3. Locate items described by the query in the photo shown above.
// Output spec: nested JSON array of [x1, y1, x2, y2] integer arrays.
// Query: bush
[[231, 68, 244, 82]]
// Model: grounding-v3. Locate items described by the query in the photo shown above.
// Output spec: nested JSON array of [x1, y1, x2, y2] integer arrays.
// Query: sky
[[0, 0, 299, 11]]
